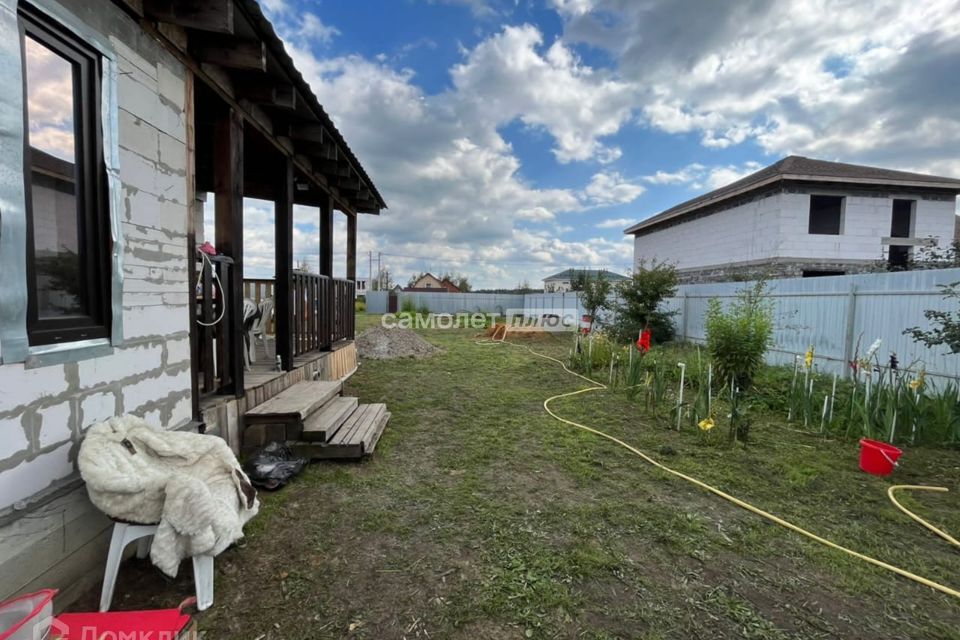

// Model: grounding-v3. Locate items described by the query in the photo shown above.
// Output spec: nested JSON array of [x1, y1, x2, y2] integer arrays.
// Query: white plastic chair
[[241, 298, 258, 369], [99, 522, 214, 612], [248, 298, 274, 365]]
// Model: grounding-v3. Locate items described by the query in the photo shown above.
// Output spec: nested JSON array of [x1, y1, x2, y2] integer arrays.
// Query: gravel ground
[[356, 326, 442, 359]]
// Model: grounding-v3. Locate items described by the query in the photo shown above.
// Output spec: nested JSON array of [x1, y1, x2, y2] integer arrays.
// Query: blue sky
[[230, 0, 960, 288]]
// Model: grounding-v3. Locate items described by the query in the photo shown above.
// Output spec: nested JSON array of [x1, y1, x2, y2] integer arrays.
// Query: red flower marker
[[636, 328, 651, 353]]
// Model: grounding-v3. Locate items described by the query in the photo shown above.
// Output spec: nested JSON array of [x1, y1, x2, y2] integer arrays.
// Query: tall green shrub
[[705, 281, 773, 441]]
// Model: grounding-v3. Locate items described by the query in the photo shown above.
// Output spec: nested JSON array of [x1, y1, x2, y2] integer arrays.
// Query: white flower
[[865, 338, 882, 361]]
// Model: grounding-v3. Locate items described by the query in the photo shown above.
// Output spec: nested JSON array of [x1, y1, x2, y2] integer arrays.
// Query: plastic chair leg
[[99, 523, 159, 612], [135, 535, 153, 559], [192, 555, 215, 611], [99, 523, 128, 612]]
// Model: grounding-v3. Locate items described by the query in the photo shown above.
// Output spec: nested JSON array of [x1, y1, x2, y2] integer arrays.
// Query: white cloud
[[581, 172, 645, 206], [516, 207, 556, 222], [298, 14, 340, 44], [641, 161, 763, 192], [250, 36, 638, 286], [703, 162, 763, 189], [559, 0, 960, 174], [642, 163, 705, 185], [595, 217, 635, 229], [450, 24, 637, 163]]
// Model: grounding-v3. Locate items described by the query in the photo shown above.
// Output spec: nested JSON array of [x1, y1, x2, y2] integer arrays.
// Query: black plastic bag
[[243, 442, 307, 490]]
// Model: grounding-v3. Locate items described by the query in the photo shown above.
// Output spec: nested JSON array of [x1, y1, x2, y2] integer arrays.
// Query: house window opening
[[21, 5, 110, 346], [808, 195, 844, 235], [888, 199, 915, 269]]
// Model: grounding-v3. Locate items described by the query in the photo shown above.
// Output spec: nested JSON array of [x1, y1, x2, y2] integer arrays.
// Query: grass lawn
[[92, 318, 960, 639]]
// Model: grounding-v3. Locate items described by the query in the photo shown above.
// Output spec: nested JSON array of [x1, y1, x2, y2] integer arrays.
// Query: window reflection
[[24, 34, 82, 318]]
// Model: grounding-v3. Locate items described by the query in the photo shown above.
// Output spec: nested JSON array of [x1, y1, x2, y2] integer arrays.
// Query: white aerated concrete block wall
[[634, 190, 958, 273], [634, 193, 784, 270], [0, 0, 191, 522]]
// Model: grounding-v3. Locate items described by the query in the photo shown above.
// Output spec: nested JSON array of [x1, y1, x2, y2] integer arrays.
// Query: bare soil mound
[[356, 326, 442, 360]]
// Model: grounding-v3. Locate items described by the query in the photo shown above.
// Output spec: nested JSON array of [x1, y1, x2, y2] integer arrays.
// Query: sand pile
[[356, 326, 442, 360]]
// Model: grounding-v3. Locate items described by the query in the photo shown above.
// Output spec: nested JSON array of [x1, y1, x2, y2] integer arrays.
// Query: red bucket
[[858, 438, 902, 476]]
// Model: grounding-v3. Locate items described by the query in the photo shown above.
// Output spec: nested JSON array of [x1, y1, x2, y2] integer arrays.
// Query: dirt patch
[[356, 326, 442, 360]]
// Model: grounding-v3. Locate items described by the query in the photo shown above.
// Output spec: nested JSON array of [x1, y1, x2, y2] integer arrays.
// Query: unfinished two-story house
[[0, 0, 388, 607], [625, 156, 960, 282]]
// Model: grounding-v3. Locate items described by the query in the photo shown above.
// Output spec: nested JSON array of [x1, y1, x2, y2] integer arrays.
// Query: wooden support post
[[214, 107, 245, 396], [185, 70, 201, 420], [320, 193, 334, 278], [346, 213, 357, 282], [320, 193, 334, 349], [275, 156, 295, 371]]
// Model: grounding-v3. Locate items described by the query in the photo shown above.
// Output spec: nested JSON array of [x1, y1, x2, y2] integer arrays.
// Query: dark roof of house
[[624, 156, 960, 235], [543, 268, 628, 281]]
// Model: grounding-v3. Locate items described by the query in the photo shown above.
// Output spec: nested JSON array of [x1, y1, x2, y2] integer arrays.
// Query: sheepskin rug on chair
[[79, 415, 260, 577]]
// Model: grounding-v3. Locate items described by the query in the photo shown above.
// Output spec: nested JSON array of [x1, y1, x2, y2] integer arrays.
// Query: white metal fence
[[365, 270, 960, 379], [668, 269, 960, 380], [365, 291, 524, 315]]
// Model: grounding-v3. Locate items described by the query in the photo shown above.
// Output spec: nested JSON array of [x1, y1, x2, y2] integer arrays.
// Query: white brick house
[[625, 156, 960, 281], [0, 0, 384, 607]]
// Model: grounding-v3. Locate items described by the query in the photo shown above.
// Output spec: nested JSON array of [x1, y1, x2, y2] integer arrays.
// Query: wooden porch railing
[[195, 254, 241, 397], [331, 277, 355, 344], [195, 270, 356, 398], [292, 271, 324, 355]]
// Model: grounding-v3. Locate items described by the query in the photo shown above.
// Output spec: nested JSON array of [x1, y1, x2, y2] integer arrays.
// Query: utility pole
[[377, 252, 382, 290]]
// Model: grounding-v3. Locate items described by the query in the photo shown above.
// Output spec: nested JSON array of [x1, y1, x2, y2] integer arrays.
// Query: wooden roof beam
[[237, 80, 297, 110], [143, 0, 234, 33], [289, 122, 327, 144], [195, 37, 266, 71]]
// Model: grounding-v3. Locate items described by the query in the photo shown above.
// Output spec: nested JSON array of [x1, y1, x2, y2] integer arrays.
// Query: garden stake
[[820, 395, 829, 433], [608, 356, 615, 385], [676, 362, 686, 431], [707, 364, 713, 417], [890, 386, 899, 444], [788, 355, 800, 421], [829, 373, 837, 422]]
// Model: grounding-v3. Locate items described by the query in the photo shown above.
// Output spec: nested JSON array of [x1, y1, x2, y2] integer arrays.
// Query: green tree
[[577, 272, 612, 332], [407, 272, 427, 288], [904, 282, 960, 353], [611, 261, 678, 344], [372, 267, 393, 291], [440, 272, 471, 292]]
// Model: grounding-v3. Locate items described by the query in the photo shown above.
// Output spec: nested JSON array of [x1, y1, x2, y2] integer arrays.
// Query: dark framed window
[[808, 194, 844, 235], [19, 3, 111, 346]]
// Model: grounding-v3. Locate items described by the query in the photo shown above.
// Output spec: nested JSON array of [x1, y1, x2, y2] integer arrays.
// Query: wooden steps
[[245, 380, 342, 427], [302, 396, 358, 442], [241, 379, 389, 461]]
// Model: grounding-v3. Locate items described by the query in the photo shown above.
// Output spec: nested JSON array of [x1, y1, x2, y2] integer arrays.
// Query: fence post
[[842, 283, 858, 379], [680, 292, 689, 341]]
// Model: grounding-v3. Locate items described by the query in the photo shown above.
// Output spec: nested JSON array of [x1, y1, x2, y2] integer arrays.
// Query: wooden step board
[[244, 380, 342, 428], [301, 396, 359, 442], [292, 404, 390, 460]]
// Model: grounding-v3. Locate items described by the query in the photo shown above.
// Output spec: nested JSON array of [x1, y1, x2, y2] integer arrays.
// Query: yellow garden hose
[[888, 485, 960, 549], [480, 333, 960, 600]]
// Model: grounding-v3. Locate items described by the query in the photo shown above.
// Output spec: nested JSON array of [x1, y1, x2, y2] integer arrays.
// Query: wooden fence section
[[331, 277, 355, 344]]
